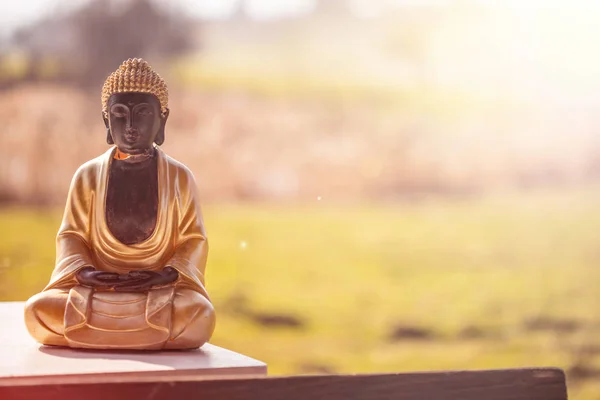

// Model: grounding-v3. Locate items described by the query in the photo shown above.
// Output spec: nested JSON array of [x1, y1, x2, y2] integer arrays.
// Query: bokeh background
[[1, 0, 599, 397]]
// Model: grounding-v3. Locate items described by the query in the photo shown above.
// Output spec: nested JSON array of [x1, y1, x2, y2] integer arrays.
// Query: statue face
[[105, 92, 168, 154]]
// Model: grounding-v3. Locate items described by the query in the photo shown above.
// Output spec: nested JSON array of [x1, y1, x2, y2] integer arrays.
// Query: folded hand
[[76, 266, 179, 291], [113, 267, 179, 292], [76, 267, 121, 288]]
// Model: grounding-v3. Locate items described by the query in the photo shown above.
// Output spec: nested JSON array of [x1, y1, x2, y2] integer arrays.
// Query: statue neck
[[114, 147, 156, 163]]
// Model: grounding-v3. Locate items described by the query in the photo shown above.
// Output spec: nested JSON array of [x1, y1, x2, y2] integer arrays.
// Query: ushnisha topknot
[[101, 58, 169, 118]]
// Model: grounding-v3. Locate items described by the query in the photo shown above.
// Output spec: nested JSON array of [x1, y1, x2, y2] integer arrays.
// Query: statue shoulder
[[164, 154, 198, 184], [70, 153, 105, 189], [162, 154, 203, 205]]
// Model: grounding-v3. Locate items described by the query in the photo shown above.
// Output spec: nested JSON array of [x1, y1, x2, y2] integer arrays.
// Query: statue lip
[[124, 132, 139, 143]]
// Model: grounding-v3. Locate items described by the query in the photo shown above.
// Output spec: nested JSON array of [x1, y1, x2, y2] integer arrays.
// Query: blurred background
[[0, 0, 599, 397]]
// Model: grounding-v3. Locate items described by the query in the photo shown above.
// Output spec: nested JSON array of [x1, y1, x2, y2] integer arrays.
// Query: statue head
[[101, 58, 170, 155]]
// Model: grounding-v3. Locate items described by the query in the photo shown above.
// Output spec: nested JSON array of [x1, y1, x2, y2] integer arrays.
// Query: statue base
[[0, 302, 266, 385]]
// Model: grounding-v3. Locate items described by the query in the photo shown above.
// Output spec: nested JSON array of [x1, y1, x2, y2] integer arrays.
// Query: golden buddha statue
[[24, 58, 216, 350]]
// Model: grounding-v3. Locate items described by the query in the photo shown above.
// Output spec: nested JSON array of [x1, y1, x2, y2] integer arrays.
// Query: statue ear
[[155, 126, 165, 146], [155, 108, 169, 146], [103, 114, 114, 144], [106, 128, 114, 144]]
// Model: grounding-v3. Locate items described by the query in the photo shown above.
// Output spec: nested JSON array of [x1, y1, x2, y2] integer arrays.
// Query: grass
[[1, 189, 600, 398]]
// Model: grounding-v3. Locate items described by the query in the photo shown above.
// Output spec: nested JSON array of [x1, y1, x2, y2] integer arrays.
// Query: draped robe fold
[[24, 146, 215, 350]]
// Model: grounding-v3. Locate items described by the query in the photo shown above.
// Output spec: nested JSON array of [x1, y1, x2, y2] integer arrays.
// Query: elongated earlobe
[[106, 128, 114, 144], [154, 126, 165, 146], [155, 108, 169, 146]]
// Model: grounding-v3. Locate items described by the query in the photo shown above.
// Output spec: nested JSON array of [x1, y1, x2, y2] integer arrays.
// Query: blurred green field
[[1, 189, 600, 398]]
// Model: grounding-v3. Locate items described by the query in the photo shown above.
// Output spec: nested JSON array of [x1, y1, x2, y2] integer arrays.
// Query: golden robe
[[24, 146, 215, 350]]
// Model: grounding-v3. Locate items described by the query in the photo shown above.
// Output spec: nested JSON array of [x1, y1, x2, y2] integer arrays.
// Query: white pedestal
[[0, 302, 266, 385]]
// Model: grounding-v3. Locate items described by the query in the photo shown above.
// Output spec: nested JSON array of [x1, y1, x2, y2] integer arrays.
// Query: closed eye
[[110, 104, 128, 118]]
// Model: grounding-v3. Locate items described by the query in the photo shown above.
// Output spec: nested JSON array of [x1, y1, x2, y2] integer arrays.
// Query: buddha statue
[[24, 58, 216, 350]]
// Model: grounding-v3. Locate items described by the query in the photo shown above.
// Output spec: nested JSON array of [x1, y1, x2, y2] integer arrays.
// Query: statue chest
[[105, 157, 158, 245]]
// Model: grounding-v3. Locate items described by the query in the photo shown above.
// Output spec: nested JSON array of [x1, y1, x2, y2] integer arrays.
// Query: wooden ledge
[[1, 368, 567, 400]]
